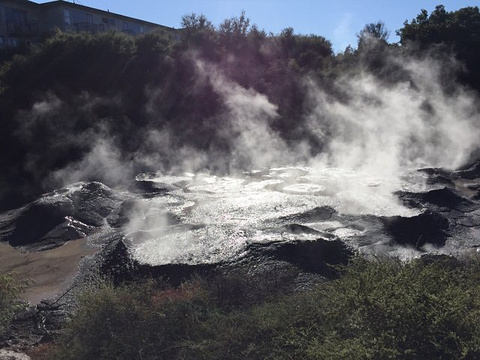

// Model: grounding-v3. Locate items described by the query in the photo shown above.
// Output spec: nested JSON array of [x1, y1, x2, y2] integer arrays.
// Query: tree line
[[0, 5, 479, 210]]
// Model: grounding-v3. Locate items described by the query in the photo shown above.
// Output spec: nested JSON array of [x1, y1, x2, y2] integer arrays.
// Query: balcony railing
[[72, 22, 116, 34]]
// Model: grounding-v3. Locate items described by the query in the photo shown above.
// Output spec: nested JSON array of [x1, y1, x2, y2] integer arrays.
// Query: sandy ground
[[0, 240, 96, 305], [454, 179, 480, 198]]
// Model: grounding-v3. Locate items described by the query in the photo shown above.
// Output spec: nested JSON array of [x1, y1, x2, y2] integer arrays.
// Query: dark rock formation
[[107, 199, 141, 228], [100, 238, 216, 286], [3, 200, 74, 247], [397, 187, 477, 213], [70, 182, 119, 226], [0, 299, 70, 352], [0, 182, 122, 249], [128, 173, 179, 196], [246, 238, 353, 278], [382, 211, 449, 249], [454, 159, 480, 180], [280, 206, 336, 222]]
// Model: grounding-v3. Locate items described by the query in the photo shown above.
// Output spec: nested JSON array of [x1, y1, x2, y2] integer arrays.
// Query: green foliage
[[397, 5, 480, 89], [311, 256, 480, 359], [51, 279, 214, 360], [50, 257, 480, 359], [358, 21, 390, 44], [180, 13, 217, 53], [0, 272, 28, 335], [218, 10, 251, 53], [135, 31, 172, 58]]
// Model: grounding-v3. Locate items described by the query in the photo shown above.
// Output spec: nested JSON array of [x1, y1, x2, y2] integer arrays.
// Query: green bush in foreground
[[0, 272, 28, 335], [51, 256, 480, 360]]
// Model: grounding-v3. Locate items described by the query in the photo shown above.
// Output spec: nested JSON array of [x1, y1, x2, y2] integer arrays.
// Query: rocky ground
[[0, 159, 479, 354]]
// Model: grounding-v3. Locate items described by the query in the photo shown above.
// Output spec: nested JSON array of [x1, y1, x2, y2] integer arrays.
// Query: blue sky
[[39, 0, 480, 52]]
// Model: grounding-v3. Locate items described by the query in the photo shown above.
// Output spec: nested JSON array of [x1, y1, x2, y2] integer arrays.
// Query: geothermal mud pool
[[124, 166, 421, 265], [1, 161, 480, 303]]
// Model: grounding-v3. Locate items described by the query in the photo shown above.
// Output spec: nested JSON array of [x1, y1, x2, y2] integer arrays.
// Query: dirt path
[[0, 240, 96, 305]]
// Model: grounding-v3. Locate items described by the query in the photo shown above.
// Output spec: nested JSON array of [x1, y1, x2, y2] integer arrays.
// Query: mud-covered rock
[[397, 187, 477, 213], [418, 167, 452, 178], [465, 183, 480, 191], [0, 299, 70, 353], [100, 237, 215, 286], [382, 211, 449, 248], [280, 206, 336, 222], [474, 190, 480, 201], [107, 199, 140, 228], [128, 173, 179, 196], [4, 200, 74, 247], [70, 182, 118, 226], [426, 174, 455, 188], [28, 219, 92, 251], [454, 159, 480, 180], [246, 238, 353, 278], [0, 182, 122, 249], [0, 350, 31, 360]]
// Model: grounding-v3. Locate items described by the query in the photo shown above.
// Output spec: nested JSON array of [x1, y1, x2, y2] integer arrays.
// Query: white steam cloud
[[306, 56, 480, 177], [68, 52, 478, 264], [52, 136, 134, 187], [194, 60, 308, 171]]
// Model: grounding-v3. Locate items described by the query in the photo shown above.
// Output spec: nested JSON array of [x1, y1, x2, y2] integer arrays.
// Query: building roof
[[37, 1, 177, 31]]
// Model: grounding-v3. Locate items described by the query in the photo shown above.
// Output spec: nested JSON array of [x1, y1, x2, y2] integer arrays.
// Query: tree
[[357, 21, 389, 49], [179, 13, 217, 54], [355, 21, 391, 73], [218, 11, 251, 53], [397, 5, 480, 90]]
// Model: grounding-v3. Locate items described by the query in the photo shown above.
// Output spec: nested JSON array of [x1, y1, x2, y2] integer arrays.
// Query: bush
[[49, 256, 480, 359], [308, 256, 480, 359], [51, 279, 214, 360], [0, 272, 28, 335]]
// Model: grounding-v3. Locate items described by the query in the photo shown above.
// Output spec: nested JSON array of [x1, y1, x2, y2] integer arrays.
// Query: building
[[0, 0, 179, 49]]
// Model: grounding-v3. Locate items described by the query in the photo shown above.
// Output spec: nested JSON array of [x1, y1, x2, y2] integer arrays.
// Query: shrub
[[308, 256, 480, 359], [0, 272, 28, 335], [51, 279, 214, 360], [50, 257, 480, 359]]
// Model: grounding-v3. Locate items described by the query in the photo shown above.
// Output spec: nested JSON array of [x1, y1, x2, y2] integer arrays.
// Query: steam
[[51, 137, 134, 187], [12, 51, 477, 264], [13, 92, 135, 189], [17, 51, 479, 197], [306, 56, 480, 177], [133, 128, 209, 174], [194, 60, 304, 171]]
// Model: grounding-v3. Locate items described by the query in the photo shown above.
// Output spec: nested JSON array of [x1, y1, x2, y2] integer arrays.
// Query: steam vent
[[1, 2, 480, 358]]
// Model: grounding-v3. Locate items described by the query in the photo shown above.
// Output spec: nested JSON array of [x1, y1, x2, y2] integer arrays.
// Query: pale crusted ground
[[0, 240, 96, 305]]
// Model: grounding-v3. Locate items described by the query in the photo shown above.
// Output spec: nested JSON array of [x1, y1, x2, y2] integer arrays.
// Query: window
[[63, 9, 71, 25], [0, 36, 4, 49], [102, 17, 115, 26], [7, 38, 17, 47], [5, 8, 27, 25], [122, 21, 128, 30], [86, 14, 93, 23]]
